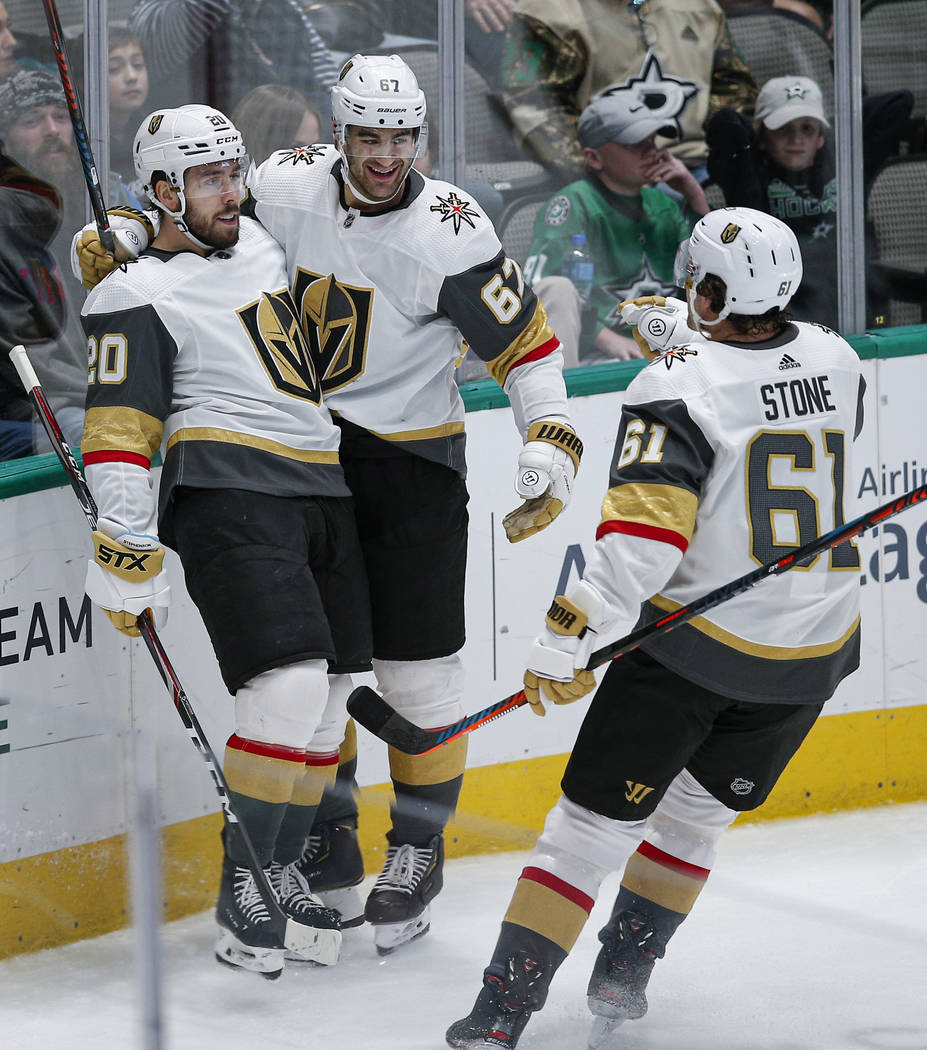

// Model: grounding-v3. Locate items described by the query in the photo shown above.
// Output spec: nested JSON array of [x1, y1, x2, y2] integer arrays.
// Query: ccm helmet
[[332, 54, 426, 205], [134, 105, 247, 214], [676, 207, 802, 325]]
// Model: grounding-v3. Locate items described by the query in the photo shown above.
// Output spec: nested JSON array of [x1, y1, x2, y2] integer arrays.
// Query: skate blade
[[587, 1014, 626, 1050], [214, 929, 284, 979], [284, 925, 342, 965], [319, 886, 365, 928], [373, 905, 431, 955]]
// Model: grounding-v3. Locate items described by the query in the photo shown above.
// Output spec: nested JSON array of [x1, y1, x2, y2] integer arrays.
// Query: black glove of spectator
[[706, 106, 755, 155]]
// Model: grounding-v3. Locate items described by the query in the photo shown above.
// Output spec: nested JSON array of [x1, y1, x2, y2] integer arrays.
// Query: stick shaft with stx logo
[[8, 344, 325, 956], [348, 482, 927, 754], [41, 0, 116, 253]]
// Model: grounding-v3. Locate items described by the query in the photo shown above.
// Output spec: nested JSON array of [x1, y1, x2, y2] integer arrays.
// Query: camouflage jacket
[[501, 0, 757, 181]]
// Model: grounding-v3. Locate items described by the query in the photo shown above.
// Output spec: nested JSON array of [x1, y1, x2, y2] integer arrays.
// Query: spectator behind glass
[[524, 73, 707, 367], [231, 84, 322, 165], [500, 0, 757, 184], [707, 75, 913, 331], [108, 28, 150, 205], [0, 3, 17, 83], [129, 0, 340, 116], [72, 27, 151, 207], [0, 72, 89, 455]]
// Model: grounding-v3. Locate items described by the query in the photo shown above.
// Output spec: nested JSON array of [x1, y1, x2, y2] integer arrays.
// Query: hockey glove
[[523, 580, 605, 716], [503, 420, 583, 543], [71, 208, 155, 290], [84, 518, 170, 637], [618, 296, 692, 356]]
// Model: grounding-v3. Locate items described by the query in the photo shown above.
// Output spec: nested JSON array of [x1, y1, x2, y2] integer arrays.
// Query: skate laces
[[485, 950, 547, 1011], [233, 867, 273, 925], [373, 842, 432, 895], [270, 861, 323, 914], [299, 830, 325, 866]]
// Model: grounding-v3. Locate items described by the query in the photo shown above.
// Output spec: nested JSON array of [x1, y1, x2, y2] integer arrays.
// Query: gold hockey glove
[[523, 589, 599, 716], [72, 208, 155, 289], [504, 421, 583, 543]]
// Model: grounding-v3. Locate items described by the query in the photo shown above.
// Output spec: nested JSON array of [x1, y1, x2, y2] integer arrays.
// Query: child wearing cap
[[707, 74, 913, 331], [524, 71, 708, 366]]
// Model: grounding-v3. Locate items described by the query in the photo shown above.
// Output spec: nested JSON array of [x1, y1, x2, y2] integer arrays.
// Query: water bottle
[[561, 233, 595, 302]]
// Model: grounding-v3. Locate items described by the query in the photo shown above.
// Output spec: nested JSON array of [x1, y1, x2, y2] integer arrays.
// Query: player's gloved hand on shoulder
[[618, 296, 691, 356], [523, 580, 607, 716], [84, 517, 170, 637], [503, 419, 583, 543], [70, 207, 155, 290]]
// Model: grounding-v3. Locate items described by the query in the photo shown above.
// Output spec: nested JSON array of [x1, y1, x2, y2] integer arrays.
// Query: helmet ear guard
[[677, 207, 803, 327]]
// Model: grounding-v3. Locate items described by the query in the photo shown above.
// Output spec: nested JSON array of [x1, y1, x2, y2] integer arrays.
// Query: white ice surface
[[1, 803, 925, 1050]]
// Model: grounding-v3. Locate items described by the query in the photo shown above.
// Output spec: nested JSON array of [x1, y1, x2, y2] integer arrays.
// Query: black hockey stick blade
[[8, 344, 329, 957], [348, 480, 927, 755]]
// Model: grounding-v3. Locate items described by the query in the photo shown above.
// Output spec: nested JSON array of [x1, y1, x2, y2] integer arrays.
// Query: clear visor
[[341, 124, 422, 161], [182, 156, 250, 199], [673, 237, 697, 289]]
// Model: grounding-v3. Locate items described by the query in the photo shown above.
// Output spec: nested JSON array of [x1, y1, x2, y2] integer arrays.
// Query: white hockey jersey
[[245, 145, 569, 473], [81, 217, 348, 537], [583, 320, 865, 704]]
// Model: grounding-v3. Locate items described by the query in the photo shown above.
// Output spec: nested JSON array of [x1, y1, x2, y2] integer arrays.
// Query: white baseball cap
[[755, 76, 829, 130], [578, 93, 679, 149]]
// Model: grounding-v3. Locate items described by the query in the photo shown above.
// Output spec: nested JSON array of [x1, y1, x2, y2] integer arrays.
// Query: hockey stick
[[8, 344, 327, 957], [348, 482, 927, 754], [41, 0, 116, 253]]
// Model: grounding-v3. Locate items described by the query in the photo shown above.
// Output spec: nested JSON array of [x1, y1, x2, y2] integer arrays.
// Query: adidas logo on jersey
[[778, 354, 802, 370]]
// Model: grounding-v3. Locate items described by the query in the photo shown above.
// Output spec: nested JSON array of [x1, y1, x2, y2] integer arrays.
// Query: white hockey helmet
[[134, 105, 247, 207], [675, 207, 803, 323], [331, 53, 427, 135]]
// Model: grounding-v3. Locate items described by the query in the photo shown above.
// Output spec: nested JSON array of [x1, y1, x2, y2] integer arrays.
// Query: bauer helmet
[[674, 207, 802, 325], [331, 54, 426, 205], [134, 105, 247, 213]]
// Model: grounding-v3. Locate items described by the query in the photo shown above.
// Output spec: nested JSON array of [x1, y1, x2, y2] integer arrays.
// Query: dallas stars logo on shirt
[[430, 192, 479, 234], [276, 145, 328, 166]]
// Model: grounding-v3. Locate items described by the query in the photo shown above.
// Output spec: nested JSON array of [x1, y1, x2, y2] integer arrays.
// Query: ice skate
[[586, 911, 658, 1023], [214, 856, 285, 979], [365, 833, 443, 955], [446, 950, 551, 1049], [268, 860, 342, 965], [295, 820, 365, 928], [587, 1014, 626, 1050]]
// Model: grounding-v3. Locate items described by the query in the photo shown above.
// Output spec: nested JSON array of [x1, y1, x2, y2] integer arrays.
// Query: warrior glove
[[523, 580, 606, 716], [71, 208, 155, 289], [503, 420, 583, 543], [84, 518, 170, 636], [618, 296, 691, 357]]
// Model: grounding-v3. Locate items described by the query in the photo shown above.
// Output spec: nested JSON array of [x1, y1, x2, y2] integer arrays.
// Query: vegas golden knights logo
[[148, 114, 163, 135], [720, 222, 741, 244], [237, 289, 321, 403], [625, 781, 655, 804], [291, 268, 373, 394]]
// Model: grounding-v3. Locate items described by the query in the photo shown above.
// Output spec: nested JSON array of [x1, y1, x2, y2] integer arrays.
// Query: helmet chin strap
[[686, 283, 729, 336], [152, 190, 215, 252]]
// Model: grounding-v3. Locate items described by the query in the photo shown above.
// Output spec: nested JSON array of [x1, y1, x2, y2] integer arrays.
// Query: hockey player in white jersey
[[447, 208, 866, 1049], [74, 53, 583, 954], [79, 105, 373, 978]]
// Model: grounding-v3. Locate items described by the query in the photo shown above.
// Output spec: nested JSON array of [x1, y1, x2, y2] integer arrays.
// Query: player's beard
[[183, 196, 240, 249]]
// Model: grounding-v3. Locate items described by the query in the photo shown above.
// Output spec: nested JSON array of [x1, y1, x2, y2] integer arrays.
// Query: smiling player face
[[341, 125, 419, 206]]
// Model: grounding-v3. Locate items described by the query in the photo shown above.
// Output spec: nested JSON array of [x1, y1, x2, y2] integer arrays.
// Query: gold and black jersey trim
[[166, 427, 340, 464]]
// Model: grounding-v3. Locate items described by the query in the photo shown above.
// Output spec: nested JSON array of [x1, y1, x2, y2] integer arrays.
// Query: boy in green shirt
[[526, 90, 708, 364]]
